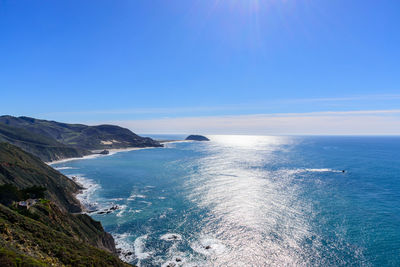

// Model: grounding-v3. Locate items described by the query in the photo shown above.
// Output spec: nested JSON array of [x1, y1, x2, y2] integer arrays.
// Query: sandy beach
[[47, 147, 154, 165], [46, 140, 189, 165]]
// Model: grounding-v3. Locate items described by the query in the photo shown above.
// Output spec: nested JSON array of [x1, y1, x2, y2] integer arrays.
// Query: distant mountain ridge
[[0, 115, 162, 162], [0, 123, 90, 162]]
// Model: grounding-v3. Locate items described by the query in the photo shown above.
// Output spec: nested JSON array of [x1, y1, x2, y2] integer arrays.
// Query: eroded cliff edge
[[0, 142, 130, 266]]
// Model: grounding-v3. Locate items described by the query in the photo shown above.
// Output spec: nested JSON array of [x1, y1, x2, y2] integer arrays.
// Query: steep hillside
[[0, 204, 130, 266], [0, 143, 129, 266], [0, 115, 162, 150], [0, 123, 89, 162], [0, 142, 82, 212]]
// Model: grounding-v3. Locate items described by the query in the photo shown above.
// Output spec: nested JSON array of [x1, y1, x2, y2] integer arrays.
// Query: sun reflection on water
[[185, 135, 314, 265]]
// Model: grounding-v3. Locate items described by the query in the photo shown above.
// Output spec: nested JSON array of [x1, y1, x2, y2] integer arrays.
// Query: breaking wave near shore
[[53, 136, 400, 266]]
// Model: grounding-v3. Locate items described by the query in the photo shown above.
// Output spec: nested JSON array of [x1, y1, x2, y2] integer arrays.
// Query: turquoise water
[[53, 135, 400, 266]]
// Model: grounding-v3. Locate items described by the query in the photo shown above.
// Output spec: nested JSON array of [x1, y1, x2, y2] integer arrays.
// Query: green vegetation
[[0, 184, 23, 206], [0, 247, 47, 266], [0, 184, 46, 206], [0, 204, 130, 266], [0, 122, 89, 162], [0, 143, 131, 266], [0, 116, 162, 162], [0, 142, 82, 212]]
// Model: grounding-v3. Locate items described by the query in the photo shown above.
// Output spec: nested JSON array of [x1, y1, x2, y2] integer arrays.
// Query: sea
[[52, 135, 400, 266]]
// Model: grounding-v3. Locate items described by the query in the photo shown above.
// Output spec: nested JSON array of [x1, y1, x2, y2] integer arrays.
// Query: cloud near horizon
[[104, 109, 400, 135], [44, 94, 400, 117]]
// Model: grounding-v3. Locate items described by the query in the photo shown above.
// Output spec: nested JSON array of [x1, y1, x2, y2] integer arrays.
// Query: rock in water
[[99, 149, 109, 155], [185, 135, 210, 141]]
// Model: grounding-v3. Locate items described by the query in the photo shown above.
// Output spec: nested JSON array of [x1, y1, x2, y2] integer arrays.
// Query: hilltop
[[0, 123, 90, 163], [185, 135, 210, 141], [0, 115, 162, 162]]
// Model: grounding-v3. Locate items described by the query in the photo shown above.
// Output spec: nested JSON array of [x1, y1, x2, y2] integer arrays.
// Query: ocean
[[52, 135, 400, 266]]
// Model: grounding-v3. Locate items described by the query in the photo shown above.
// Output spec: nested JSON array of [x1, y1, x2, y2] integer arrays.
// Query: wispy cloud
[[259, 109, 400, 117], [281, 94, 400, 103], [45, 106, 236, 116], [44, 94, 400, 117], [104, 109, 400, 135]]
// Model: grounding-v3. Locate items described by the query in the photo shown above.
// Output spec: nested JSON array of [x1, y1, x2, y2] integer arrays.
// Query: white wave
[[47, 154, 103, 165], [116, 204, 128, 217], [160, 233, 182, 241], [191, 237, 226, 256], [69, 174, 100, 212], [305, 168, 343, 173], [54, 166, 77, 170], [134, 235, 153, 261], [127, 194, 146, 200], [282, 168, 344, 175], [158, 196, 166, 200], [110, 197, 125, 201], [128, 208, 142, 214], [114, 232, 135, 263]]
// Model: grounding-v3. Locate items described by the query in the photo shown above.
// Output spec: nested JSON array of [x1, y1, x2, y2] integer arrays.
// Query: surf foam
[[191, 237, 226, 256], [68, 174, 100, 212], [160, 233, 182, 241]]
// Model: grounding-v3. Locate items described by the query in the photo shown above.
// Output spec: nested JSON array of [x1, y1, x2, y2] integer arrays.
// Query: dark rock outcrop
[[185, 135, 210, 141]]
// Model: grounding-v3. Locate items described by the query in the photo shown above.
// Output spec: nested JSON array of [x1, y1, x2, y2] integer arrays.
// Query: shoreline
[[158, 140, 190, 144], [47, 140, 189, 165], [47, 146, 158, 165], [47, 140, 189, 262]]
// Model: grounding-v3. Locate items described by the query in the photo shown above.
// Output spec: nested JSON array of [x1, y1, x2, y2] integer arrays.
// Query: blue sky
[[1, 0, 400, 134]]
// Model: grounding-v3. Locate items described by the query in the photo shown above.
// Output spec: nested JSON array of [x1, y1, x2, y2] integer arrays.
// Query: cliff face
[[0, 116, 162, 160], [0, 204, 129, 266], [28, 201, 118, 254], [0, 143, 128, 265]]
